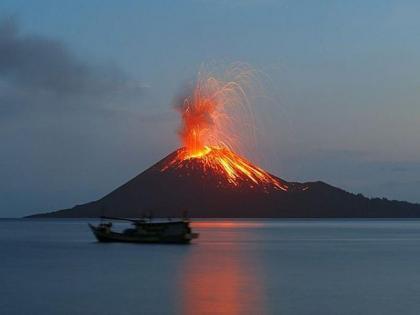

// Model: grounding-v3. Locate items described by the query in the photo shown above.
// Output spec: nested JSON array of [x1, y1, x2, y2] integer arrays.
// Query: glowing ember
[[161, 66, 286, 191]]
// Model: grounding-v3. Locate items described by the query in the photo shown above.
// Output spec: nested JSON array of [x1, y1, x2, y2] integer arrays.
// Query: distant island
[[28, 148, 420, 218]]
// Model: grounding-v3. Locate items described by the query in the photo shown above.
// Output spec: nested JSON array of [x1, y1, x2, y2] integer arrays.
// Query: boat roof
[[100, 216, 188, 225]]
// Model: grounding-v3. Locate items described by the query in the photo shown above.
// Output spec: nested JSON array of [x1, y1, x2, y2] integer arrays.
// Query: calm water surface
[[1, 219, 420, 315]]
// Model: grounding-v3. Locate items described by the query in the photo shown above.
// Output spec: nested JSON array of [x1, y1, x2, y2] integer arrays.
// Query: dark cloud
[[0, 17, 175, 217], [0, 17, 144, 116]]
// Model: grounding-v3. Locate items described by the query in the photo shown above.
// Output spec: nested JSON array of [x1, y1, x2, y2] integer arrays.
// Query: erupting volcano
[[29, 67, 420, 218], [162, 67, 288, 192]]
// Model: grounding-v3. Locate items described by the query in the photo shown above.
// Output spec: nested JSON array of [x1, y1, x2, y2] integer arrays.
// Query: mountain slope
[[28, 149, 420, 218]]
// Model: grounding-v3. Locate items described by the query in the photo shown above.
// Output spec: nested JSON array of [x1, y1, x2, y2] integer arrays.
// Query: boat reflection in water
[[178, 220, 266, 315]]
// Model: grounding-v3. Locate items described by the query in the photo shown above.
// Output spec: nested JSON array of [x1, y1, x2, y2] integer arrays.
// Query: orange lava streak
[[162, 146, 287, 191]]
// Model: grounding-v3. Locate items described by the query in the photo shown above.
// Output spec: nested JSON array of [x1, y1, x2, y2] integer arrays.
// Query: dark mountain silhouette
[[28, 148, 420, 218]]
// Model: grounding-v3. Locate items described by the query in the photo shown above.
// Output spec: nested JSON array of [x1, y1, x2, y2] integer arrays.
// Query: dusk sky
[[1, 0, 420, 217]]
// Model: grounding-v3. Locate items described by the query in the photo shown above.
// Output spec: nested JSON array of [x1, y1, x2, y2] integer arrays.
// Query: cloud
[[0, 17, 176, 216], [0, 17, 144, 117]]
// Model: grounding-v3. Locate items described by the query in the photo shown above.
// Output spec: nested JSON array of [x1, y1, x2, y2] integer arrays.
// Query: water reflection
[[192, 221, 265, 229], [178, 222, 266, 315]]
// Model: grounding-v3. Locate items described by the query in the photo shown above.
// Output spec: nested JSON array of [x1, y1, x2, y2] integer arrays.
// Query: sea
[[1, 219, 420, 315]]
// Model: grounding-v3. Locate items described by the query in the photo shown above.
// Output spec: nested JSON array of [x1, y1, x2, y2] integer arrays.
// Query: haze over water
[[1, 219, 420, 315]]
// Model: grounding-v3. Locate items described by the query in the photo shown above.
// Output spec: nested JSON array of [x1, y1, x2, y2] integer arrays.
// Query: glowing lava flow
[[161, 66, 287, 191], [162, 146, 287, 190]]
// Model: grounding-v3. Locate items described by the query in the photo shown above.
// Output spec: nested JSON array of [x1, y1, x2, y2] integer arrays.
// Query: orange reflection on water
[[179, 226, 265, 315], [192, 220, 265, 229]]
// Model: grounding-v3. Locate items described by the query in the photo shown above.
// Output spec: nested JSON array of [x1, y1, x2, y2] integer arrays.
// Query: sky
[[1, 0, 420, 217]]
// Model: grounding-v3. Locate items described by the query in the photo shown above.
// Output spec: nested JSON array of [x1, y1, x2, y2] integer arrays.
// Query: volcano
[[27, 68, 420, 218], [29, 147, 420, 218]]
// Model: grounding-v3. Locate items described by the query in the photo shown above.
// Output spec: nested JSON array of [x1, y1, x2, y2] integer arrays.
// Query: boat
[[89, 216, 199, 244]]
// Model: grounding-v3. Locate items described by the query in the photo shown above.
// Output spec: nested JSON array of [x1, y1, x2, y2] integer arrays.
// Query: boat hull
[[88, 224, 198, 244]]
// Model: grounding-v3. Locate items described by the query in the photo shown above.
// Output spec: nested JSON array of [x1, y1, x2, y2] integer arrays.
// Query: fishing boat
[[89, 216, 199, 244]]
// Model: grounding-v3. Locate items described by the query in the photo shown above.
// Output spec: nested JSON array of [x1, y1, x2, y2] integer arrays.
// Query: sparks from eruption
[[162, 65, 287, 191]]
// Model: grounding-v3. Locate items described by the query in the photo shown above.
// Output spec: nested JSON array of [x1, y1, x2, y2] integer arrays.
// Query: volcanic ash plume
[[161, 66, 287, 191]]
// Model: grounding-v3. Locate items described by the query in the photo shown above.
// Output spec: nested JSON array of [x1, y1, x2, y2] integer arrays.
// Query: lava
[[161, 146, 287, 190], [161, 66, 286, 191]]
